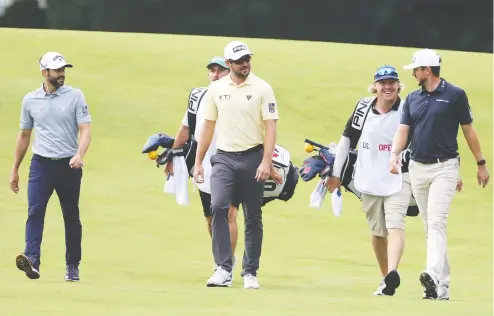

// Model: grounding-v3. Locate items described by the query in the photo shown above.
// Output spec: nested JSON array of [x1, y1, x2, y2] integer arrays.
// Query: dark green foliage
[[0, 0, 492, 53]]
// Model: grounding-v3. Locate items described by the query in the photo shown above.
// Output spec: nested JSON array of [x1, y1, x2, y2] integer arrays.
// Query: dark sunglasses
[[230, 55, 251, 65], [374, 67, 399, 81], [375, 67, 397, 77]]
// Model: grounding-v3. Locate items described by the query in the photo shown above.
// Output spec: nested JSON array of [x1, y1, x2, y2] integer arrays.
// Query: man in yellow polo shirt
[[194, 40, 279, 289]]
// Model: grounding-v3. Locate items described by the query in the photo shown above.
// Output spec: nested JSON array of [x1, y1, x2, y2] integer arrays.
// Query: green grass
[[0, 28, 492, 316]]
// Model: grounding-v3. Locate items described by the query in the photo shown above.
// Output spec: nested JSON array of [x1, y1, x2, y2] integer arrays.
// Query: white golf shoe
[[436, 285, 450, 300], [243, 274, 260, 289], [206, 266, 232, 287]]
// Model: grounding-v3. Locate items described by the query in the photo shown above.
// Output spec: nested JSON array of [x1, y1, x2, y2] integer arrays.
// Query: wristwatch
[[477, 159, 486, 166]]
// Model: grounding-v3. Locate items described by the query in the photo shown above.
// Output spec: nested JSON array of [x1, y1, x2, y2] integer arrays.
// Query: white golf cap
[[38, 52, 73, 71], [224, 41, 253, 61], [403, 49, 441, 70]]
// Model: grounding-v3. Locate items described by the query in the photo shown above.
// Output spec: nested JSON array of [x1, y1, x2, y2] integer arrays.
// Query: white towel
[[164, 156, 189, 205], [331, 189, 343, 217], [309, 178, 328, 210]]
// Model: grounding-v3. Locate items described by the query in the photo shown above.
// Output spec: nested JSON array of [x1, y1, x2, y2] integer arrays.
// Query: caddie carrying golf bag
[[141, 133, 300, 207], [299, 139, 419, 217]]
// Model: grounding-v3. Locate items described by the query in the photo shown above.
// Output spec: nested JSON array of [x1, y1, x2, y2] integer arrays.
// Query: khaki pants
[[409, 158, 460, 287], [362, 173, 412, 237]]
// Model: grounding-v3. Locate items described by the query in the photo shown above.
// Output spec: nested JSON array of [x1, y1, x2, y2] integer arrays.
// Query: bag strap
[[350, 96, 375, 131], [187, 87, 208, 142], [339, 97, 374, 185], [340, 149, 357, 184]]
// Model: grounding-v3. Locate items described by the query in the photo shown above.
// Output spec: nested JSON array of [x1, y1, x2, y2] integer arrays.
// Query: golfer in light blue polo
[[9, 51, 92, 282]]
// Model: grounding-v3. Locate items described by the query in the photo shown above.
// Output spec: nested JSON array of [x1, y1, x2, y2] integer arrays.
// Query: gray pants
[[210, 148, 264, 277]]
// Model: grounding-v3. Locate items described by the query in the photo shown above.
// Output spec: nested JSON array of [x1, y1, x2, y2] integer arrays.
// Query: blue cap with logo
[[206, 56, 228, 69], [374, 65, 399, 82]]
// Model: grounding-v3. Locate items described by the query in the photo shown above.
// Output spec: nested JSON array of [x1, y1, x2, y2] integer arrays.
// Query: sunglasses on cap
[[230, 55, 251, 65], [374, 67, 399, 81]]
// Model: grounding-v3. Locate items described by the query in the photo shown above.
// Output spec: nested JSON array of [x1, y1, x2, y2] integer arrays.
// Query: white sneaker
[[373, 280, 386, 296], [243, 274, 260, 289], [437, 285, 450, 300], [207, 266, 232, 287]]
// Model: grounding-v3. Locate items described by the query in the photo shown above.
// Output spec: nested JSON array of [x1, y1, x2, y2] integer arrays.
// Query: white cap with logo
[[224, 41, 253, 61], [39, 52, 73, 71], [403, 49, 441, 70]]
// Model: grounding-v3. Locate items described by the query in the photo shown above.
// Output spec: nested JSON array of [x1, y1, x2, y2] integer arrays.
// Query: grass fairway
[[0, 28, 492, 316]]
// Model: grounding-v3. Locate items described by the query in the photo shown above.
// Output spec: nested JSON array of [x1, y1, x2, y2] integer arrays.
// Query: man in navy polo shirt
[[9, 52, 92, 282], [389, 49, 489, 300]]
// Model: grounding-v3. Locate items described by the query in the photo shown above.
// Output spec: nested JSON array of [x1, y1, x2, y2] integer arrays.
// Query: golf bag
[[186, 87, 208, 144], [299, 139, 418, 217], [299, 143, 359, 198], [339, 149, 360, 199], [142, 133, 300, 206], [141, 132, 197, 176], [262, 144, 299, 206]]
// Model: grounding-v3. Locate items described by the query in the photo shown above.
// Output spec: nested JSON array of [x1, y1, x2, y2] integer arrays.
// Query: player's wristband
[[477, 159, 486, 166]]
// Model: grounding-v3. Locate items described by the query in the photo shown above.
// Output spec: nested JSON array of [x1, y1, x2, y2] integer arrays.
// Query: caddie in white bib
[[353, 98, 404, 196], [327, 64, 415, 297]]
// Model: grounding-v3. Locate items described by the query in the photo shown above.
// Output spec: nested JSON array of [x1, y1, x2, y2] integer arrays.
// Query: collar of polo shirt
[[419, 78, 447, 94], [227, 72, 254, 87], [371, 96, 401, 114], [38, 83, 66, 96]]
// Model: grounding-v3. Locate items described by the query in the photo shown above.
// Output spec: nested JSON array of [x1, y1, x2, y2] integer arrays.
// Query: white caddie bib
[[353, 99, 404, 196], [193, 88, 218, 194]]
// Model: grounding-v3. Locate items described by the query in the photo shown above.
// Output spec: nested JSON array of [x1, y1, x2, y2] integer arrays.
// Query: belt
[[415, 157, 456, 164], [217, 144, 263, 155], [34, 154, 71, 161]]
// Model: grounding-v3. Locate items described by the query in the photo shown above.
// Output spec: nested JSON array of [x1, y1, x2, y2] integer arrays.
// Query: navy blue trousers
[[25, 154, 83, 267]]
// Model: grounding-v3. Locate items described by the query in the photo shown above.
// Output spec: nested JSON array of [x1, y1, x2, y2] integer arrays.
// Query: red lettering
[[378, 144, 392, 151]]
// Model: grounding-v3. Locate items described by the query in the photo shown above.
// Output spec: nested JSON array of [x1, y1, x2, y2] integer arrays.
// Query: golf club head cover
[[142, 133, 175, 153], [299, 155, 327, 182], [156, 144, 191, 165], [319, 147, 335, 165]]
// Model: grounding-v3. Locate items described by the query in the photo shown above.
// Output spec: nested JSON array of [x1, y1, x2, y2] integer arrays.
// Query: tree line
[[1, 0, 492, 53]]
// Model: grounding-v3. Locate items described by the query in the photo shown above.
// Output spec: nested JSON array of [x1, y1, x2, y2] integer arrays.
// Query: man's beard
[[49, 75, 65, 88], [233, 68, 249, 78], [417, 78, 426, 86]]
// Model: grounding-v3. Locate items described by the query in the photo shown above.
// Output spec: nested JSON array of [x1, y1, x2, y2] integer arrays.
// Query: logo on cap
[[53, 55, 65, 62], [233, 45, 247, 53]]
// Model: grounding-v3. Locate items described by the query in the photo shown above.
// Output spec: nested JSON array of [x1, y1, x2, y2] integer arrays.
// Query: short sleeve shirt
[[202, 73, 279, 152], [20, 84, 92, 158], [400, 79, 473, 162]]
